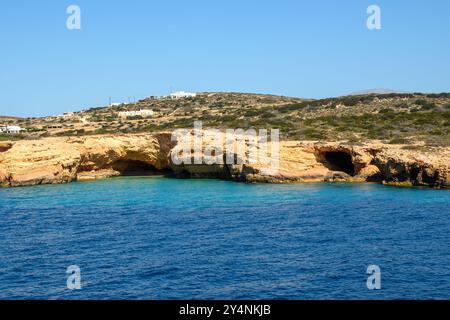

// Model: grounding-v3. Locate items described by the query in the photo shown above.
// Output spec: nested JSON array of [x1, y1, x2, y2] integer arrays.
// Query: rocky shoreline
[[0, 133, 449, 189]]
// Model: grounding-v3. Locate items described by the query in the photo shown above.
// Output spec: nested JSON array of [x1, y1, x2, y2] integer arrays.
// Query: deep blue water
[[0, 177, 449, 300]]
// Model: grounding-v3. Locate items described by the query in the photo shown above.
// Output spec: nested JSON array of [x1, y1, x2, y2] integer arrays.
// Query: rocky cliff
[[0, 134, 449, 188], [0, 134, 174, 187]]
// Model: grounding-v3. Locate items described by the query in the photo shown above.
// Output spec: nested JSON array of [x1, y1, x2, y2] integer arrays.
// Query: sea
[[0, 177, 449, 299]]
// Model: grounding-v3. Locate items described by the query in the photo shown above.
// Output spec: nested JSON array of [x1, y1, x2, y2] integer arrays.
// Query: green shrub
[[126, 115, 143, 120], [420, 103, 436, 110], [341, 96, 359, 106], [415, 99, 428, 106], [389, 137, 409, 144]]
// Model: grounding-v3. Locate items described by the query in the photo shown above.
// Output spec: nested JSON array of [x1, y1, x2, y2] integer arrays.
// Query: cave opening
[[0, 143, 12, 153], [111, 160, 170, 176], [323, 151, 355, 176]]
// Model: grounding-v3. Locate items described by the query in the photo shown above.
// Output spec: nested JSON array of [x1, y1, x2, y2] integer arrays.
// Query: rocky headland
[[0, 133, 448, 189]]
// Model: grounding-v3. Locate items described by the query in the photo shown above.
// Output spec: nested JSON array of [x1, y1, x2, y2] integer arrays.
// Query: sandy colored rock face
[[0, 132, 449, 188], [0, 138, 81, 187], [0, 134, 172, 187]]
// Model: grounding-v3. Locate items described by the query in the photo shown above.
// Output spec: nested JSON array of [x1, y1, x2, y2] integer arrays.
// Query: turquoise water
[[0, 177, 449, 299]]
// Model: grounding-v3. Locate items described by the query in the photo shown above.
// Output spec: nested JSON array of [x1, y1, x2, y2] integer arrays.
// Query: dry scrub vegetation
[[3, 92, 450, 147]]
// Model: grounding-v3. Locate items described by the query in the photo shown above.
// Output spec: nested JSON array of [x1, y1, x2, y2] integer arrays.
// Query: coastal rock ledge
[[0, 134, 449, 188]]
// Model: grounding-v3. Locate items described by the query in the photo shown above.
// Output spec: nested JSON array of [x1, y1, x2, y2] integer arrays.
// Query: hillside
[[0, 116, 22, 121], [2, 92, 450, 147]]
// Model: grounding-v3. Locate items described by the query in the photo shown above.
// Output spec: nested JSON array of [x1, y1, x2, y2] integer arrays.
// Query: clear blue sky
[[1, 0, 450, 117]]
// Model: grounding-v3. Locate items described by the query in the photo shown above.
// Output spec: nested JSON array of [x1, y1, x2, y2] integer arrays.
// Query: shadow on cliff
[[315, 150, 356, 176], [111, 159, 174, 176]]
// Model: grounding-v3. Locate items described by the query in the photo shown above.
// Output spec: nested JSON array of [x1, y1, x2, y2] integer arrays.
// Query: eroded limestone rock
[[0, 133, 448, 188]]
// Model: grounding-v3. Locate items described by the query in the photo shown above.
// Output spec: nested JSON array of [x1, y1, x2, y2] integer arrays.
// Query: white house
[[118, 109, 154, 118], [169, 91, 197, 99], [0, 125, 25, 134], [56, 112, 75, 119]]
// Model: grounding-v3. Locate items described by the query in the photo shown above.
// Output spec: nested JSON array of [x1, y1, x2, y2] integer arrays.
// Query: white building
[[56, 112, 75, 119], [0, 125, 25, 134], [169, 91, 197, 99], [118, 109, 154, 118]]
